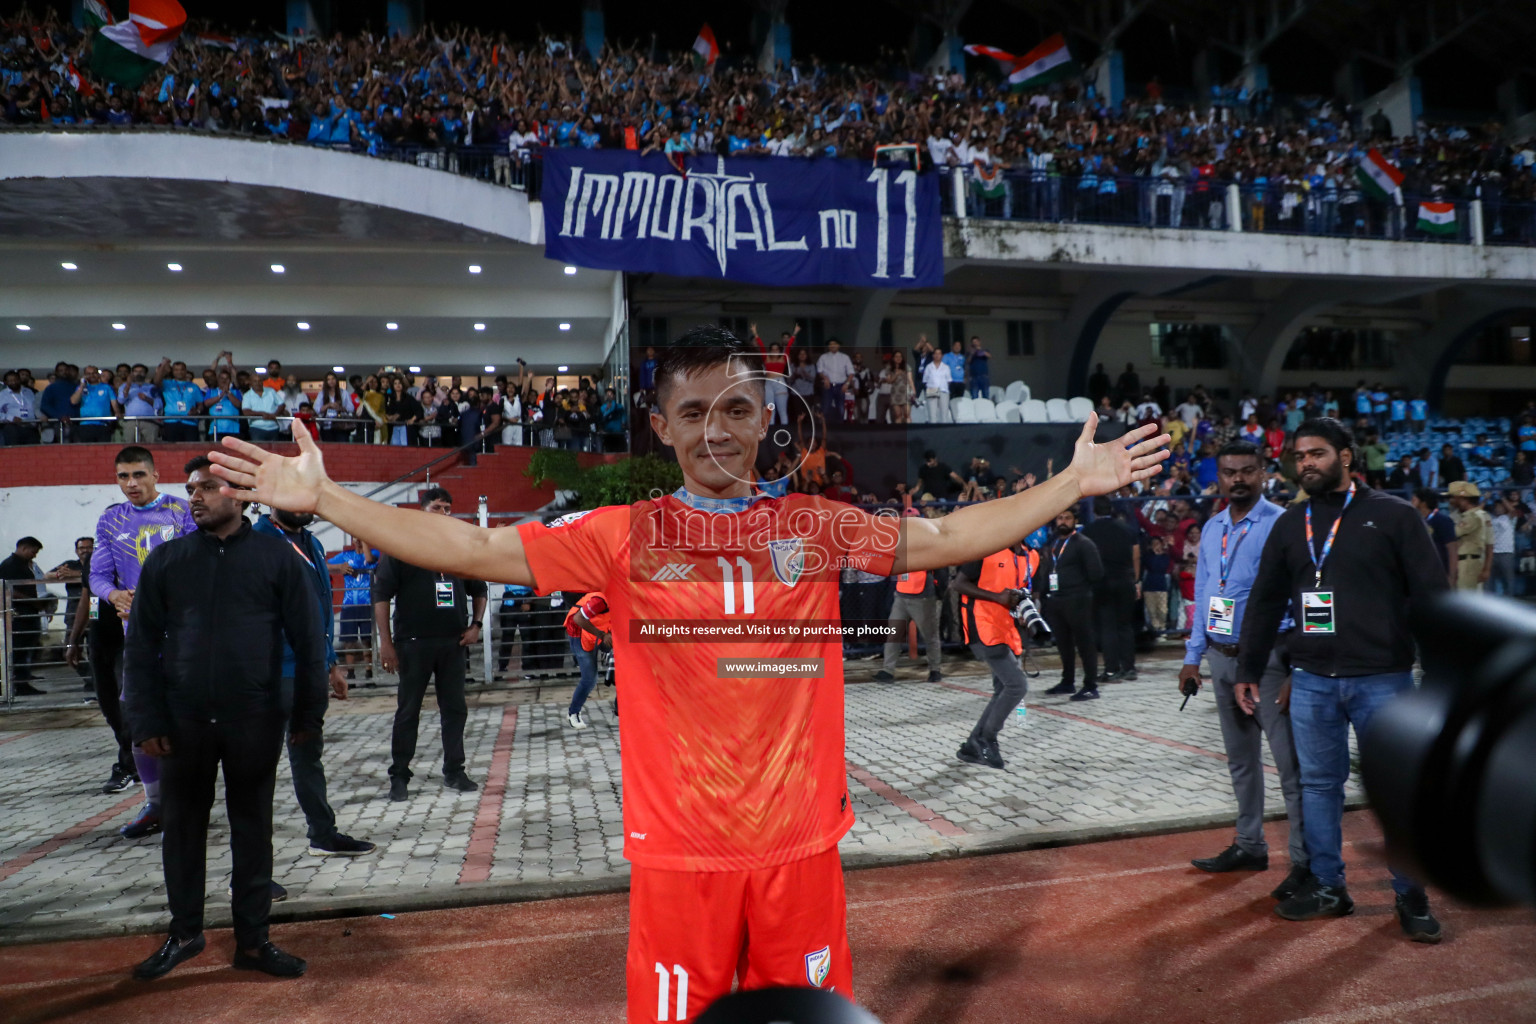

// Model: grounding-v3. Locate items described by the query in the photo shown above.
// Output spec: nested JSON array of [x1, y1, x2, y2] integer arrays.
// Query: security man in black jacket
[[1036, 506, 1105, 701], [123, 457, 326, 982], [1237, 418, 1447, 943]]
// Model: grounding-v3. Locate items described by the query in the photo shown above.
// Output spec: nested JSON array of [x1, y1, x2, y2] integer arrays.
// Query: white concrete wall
[[0, 133, 535, 243], [948, 219, 1536, 283], [1363, 76, 1421, 139]]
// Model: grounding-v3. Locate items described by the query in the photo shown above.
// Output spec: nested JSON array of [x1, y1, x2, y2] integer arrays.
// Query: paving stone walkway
[[0, 649, 1365, 944]]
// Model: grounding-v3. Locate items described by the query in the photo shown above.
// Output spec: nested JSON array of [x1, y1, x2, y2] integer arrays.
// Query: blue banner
[[541, 150, 944, 288]]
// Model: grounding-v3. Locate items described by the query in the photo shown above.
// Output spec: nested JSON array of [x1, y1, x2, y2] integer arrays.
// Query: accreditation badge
[[1301, 591, 1335, 634], [1206, 596, 1236, 636], [434, 581, 455, 609], [1048, 573, 1060, 593], [89, 595, 100, 620]]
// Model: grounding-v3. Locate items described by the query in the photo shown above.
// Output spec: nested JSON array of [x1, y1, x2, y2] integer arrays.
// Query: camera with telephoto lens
[[1011, 593, 1050, 639], [1360, 593, 1536, 908]]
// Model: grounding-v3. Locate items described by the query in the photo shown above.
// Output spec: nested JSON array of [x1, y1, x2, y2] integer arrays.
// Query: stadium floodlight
[[255, 368, 266, 374], [564, 265, 577, 275], [484, 365, 495, 372], [271, 264, 285, 274], [112, 323, 126, 330], [15, 324, 30, 331], [205, 322, 218, 330], [473, 323, 486, 331], [61, 261, 77, 270], [558, 365, 569, 372], [386, 322, 398, 330], [333, 366, 345, 373], [468, 264, 482, 274], [408, 366, 422, 373], [559, 323, 571, 331], [297, 322, 310, 330], [166, 263, 182, 271]]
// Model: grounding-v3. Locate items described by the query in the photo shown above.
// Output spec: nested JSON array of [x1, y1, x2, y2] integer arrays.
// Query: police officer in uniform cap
[[1447, 480, 1492, 591]]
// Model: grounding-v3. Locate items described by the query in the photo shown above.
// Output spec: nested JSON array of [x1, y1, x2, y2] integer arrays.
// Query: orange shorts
[[624, 846, 853, 1023]]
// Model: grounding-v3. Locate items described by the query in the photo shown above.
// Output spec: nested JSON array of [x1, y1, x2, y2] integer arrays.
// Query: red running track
[[1, 812, 1532, 1024]]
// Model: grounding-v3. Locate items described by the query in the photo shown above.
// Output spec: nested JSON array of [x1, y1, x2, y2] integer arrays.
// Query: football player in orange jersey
[[208, 326, 1168, 1022]]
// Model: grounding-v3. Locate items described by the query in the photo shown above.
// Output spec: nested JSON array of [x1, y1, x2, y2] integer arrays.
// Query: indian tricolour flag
[[85, 0, 186, 88], [1356, 148, 1404, 200], [966, 35, 1076, 90], [1417, 202, 1457, 235], [692, 24, 719, 66]]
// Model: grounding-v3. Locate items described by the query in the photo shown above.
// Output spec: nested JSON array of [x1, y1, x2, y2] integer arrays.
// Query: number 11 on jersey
[[717, 556, 755, 614], [655, 962, 689, 1021]]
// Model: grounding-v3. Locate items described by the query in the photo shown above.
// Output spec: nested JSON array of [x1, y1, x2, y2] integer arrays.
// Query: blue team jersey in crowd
[[326, 549, 380, 606]]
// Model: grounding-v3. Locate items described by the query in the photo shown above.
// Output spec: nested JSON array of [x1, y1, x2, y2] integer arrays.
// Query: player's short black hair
[[1216, 440, 1263, 462], [76, 536, 92, 546], [184, 455, 212, 475], [655, 325, 765, 414], [1414, 487, 1440, 508], [116, 445, 154, 468], [1293, 417, 1354, 456], [420, 486, 453, 508], [16, 536, 41, 549]]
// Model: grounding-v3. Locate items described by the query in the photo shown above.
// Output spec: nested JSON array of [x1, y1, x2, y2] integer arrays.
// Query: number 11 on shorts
[[655, 962, 689, 1021]]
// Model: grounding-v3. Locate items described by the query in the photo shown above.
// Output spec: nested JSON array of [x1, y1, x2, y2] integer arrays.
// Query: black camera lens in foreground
[[1360, 593, 1536, 907], [696, 987, 882, 1024]]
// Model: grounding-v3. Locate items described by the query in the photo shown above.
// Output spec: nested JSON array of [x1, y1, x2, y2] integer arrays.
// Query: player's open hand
[[1066, 414, 1170, 498], [209, 420, 329, 514]]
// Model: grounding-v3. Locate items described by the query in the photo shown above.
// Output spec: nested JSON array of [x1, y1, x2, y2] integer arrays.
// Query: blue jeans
[[969, 373, 990, 400], [1289, 669, 1419, 894], [568, 637, 598, 716]]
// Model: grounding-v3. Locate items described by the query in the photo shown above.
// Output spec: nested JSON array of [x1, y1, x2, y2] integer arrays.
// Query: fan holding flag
[[692, 24, 720, 68], [84, 0, 186, 89]]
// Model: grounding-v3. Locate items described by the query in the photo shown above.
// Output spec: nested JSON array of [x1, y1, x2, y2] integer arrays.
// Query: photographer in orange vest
[[876, 508, 945, 684], [563, 592, 612, 729], [951, 541, 1042, 770]]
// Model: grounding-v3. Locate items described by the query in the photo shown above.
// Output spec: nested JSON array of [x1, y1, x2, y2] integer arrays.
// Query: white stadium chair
[[972, 397, 998, 422], [1005, 380, 1030, 405], [1067, 396, 1094, 421], [952, 397, 978, 423], [994, 400, 1022, 422], [1046, 398, 1072, 422], [1021, 399, 1050, 423], [989, 385, 1005, 403]]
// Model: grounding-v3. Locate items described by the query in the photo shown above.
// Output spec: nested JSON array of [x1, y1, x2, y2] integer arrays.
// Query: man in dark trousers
[[1083, 497, 1140, 682], [252, 507, 376, 858], [1037, 507, 1104, 701], [373, 486, 487, 800], [952, 541, 1038, 769], [1238, 418, 1448, 943], [0, 537, 46, 694], [123, 457, 325, 981], [65, 539, 134, 793]]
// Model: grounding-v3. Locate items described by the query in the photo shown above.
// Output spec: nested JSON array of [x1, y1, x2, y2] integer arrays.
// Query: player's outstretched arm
[[208, 428, 536, 586], [894, 415, 1169, 574]]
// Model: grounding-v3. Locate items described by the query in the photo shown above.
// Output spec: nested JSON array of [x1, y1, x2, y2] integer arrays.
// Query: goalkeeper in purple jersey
[[89, 446, 197, 839]]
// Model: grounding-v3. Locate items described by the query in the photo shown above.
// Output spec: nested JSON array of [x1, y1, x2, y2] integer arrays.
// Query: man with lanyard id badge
[[1179, 441, 1308, 900], [1235, 418, 1448, 943]]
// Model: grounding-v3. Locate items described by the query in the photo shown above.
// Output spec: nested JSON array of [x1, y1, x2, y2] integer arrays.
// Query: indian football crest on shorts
[[804, 945, 831, 988], [767, 537, 805, 587]]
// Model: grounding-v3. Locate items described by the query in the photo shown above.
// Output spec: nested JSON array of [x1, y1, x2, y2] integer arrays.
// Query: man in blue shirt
[[1179, 440, 1308, 899], [39, 361, 78, 441], [1408, 396, 1428, 433], [942, 340, 967, 400], [252, 508, 376, 859], [1415, 446, 1439, 489], [966, 336, 991, 400], [118, 363, 163, 443], [159, 360, 205, 444], [73, 365, 122, 443], [327, 536, 379, 682], [1388, 395, 1407, 433]]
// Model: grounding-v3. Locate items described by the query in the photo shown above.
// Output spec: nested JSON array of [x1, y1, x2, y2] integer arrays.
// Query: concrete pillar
[[1226, 184, 1243, 233], [287, 0, 327, 37], [582, 1, 606, 58], [1238, 62, 1268, 95], [848, 289, 897, 350], [385, 0, 420, 39], [925, 30, 964, 73], [1092, 50, 1125, 111], [1364, 75, 1424, 137]]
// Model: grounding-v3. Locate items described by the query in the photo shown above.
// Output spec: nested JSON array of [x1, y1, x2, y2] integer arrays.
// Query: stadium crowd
[[0, 354, 628, 452], [4, 9, 1535, 240]]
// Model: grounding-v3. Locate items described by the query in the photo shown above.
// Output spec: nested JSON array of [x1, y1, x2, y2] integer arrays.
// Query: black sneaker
[[1191, 843, 1269, 873], [443, 771, 478, 792], [978, 740, 1006, 770], [873, 670, 896, 682], [133, 934, 205, 981], [1069, 686, 1101, 702], [120, 802, 161, 839], [1120, 668, 1139, 681], [1275, 877, 1354, 921], [927, 670, 943, 683], [388, 777, 408, 802], [14, 680, 45, 696], [956, 739, 986, 766], [1270, 864, 1312, 901], [308, 832, 377, 857], [1394, 888, 1443, 944], [102, 763, 136, 794], [1044, 681, 1075, 696], [233, 941, 307, 978]]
